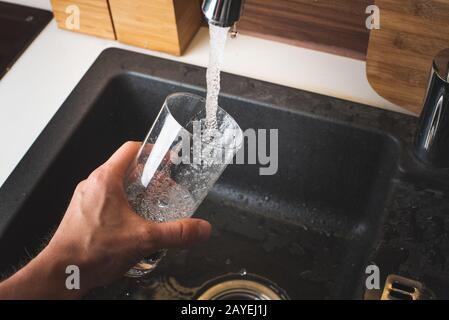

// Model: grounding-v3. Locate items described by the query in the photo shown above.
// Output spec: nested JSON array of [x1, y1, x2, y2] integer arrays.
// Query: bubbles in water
[[157, 199, 169, 208], [126, 176, 197, 223], [205, 23, 230, 129]]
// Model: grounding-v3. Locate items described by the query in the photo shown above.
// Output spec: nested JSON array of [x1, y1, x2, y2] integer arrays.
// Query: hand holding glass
[[124, 93, 243, 277]]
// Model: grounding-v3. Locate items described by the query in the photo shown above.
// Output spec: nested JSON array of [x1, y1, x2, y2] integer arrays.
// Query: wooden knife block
[[50, 0, 202, 56], [50, 0, 116, 40], [109, 0, 202, 56]]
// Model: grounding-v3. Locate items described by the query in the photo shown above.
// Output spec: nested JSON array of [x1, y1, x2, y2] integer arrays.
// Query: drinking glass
[[124, 92, 243, 277]]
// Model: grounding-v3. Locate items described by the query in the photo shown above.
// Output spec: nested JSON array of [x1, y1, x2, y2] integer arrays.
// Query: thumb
[[138, 218, 211, 256]]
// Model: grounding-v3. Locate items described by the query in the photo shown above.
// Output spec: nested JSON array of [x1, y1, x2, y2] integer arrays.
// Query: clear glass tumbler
[[124, 92, 243, 277]]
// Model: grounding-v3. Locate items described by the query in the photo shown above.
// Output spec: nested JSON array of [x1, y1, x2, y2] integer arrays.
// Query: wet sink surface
[[1, 48, 441, 299]]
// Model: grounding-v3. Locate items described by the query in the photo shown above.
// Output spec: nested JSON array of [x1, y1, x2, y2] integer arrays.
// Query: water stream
[[205, 23, 230, 129]]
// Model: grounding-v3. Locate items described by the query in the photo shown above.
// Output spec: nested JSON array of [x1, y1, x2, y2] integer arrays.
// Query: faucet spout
[[414, 48, 449, 168], [201, 0, 245, 28]]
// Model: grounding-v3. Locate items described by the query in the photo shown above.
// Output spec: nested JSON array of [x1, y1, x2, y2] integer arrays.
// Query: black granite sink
[[0, 48, 448, 299]]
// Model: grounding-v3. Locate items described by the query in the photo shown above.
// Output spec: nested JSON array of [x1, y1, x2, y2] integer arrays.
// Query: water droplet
[[157, 199, 169, 208], [238, 268, 247, 276]]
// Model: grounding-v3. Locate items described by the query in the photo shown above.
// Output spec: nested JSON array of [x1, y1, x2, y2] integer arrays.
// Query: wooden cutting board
[[238, 0, 370, 60], [366, 0, 449, 114]]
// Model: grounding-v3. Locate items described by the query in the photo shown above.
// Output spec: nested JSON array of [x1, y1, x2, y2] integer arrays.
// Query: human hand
[[0, 141, 211, 299]]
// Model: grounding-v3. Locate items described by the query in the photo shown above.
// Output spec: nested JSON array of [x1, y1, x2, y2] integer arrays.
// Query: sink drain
[[196, 273, 289, 300]]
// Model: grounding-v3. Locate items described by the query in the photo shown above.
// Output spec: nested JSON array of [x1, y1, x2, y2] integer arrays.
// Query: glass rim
[[164, 92, 243, 151]]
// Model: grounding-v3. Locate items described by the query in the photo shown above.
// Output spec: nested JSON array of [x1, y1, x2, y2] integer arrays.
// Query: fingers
[[138, 218, 211, 256], [102, 141, 142, 177]]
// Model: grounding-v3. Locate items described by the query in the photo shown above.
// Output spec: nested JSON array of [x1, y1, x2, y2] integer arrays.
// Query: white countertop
[[0, 0, 413, 188]]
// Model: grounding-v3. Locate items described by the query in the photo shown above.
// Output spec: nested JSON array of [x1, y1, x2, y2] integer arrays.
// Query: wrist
[[0, 245, 92, 299], [37, 243, 95, 299]]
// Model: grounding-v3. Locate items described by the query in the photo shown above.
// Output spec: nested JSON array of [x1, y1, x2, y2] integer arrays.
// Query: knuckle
[[123, 141, 137, 148], [178, 221, 189, 243], [123, 141, 141, 154], [75, 180, 87, 193], [142, 223, 158, 245], [88, 167, 112, 189], [136, 223, 158, 256]]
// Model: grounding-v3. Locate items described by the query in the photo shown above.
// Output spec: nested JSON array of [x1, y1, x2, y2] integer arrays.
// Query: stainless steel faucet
[[414, 48, 449, 168], [201, 0, 245, 28]]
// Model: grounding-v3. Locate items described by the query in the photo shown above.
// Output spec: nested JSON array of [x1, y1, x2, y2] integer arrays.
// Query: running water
[[205, 23, 230, 129], [124, 23, 234, 276]]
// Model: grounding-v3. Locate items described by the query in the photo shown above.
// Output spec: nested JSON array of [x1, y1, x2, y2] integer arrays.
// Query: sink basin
[[0, 48, 420, 299]]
